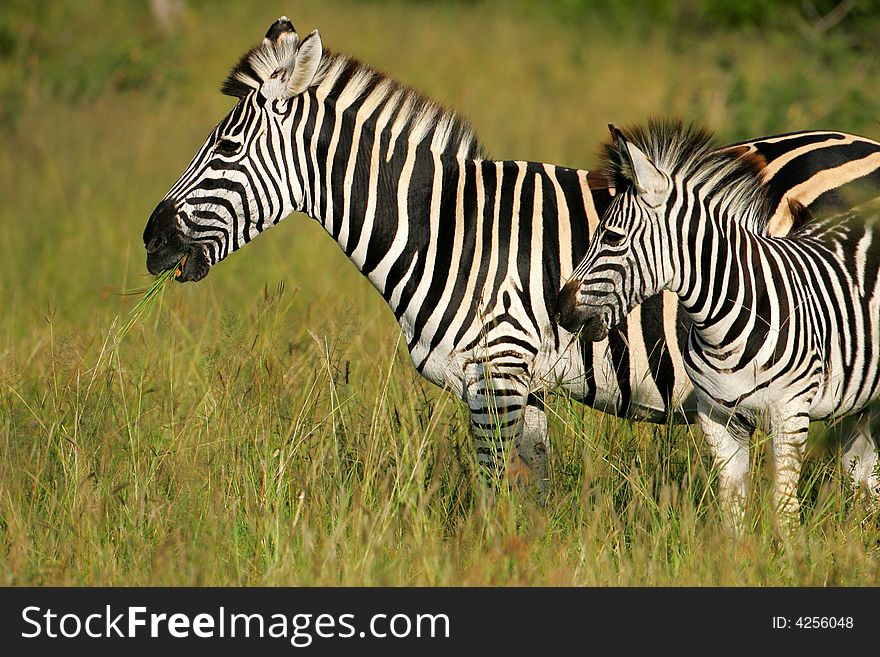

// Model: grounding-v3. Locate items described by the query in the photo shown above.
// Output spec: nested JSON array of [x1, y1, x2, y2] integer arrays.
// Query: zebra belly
[[536, 330, 697, 422], [689, 355, 834, 424], [408, 329, 697, 422], [810, 371, 880, 421]]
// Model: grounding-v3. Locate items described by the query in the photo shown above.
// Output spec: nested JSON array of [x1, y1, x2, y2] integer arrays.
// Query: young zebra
[[558, 119, 880, 522], [143, 18, 880, 491]]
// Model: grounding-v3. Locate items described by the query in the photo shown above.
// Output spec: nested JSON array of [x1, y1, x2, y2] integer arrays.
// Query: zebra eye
[[215, 138, 243, 156], [601, 228, 627, 246]]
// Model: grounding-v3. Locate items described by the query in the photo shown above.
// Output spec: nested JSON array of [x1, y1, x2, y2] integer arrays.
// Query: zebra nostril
[[147, 235, 167, 254]]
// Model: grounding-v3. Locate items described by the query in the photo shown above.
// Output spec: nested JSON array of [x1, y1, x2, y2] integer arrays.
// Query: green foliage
[[0, 0, 186, 128], [517, 0, 880, 36], [1, 0, 879, 585]]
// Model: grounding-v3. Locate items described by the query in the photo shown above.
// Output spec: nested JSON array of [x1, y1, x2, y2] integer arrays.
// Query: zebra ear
[[611, 126, 669, 208], [287, 30, 323, 96], [264, 16, 297, 43], [261, 29, 323, 101]]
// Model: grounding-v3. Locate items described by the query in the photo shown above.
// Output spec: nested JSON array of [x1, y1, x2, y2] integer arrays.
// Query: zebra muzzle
[[144, 199, 211, 282], [557, 281, 610, 341], [578, 310, 610, 342], [172, 245, 211, 283], [556, 280, 583, 332]]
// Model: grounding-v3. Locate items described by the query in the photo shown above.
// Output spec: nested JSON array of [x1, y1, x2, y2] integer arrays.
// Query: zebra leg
[[769, 413, 810, 526], [698, 408, 750, 528], [464, 362, 535, 491], [516, 393, 550, 495], [838, 407, 880, 498]]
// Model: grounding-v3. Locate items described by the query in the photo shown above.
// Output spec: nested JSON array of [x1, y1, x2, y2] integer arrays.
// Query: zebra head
[[143, 17, 323, 281], [558, 125, 674, 341]]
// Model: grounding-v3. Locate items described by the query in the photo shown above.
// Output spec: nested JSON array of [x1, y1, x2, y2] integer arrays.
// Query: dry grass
[[1, 0, 879, 586]]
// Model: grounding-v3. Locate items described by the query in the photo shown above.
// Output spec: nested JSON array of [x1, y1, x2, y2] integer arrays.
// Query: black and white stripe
[[562, 119, 880, 521], [144, 18, 880, 491]]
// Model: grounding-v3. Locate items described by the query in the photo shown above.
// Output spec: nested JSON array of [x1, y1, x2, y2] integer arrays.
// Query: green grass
[[2, 0, 880, 585], [115, 256, 184, 343]]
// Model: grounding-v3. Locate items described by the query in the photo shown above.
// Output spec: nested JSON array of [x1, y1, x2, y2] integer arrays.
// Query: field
[[2, 0, 880, 585]]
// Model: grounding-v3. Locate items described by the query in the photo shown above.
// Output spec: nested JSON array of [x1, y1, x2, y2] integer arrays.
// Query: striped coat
[[560, 120, 880, 520], [143, 18, 880, 490]]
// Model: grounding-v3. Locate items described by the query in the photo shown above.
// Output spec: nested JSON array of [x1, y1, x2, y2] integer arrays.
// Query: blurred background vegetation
[[2, 0, 880, 324], [1, 1, 880, 585]]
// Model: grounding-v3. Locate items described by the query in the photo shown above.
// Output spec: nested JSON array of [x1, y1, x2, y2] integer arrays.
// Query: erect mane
[[221, 35, 484, 160], [599, 118, 771, 231]]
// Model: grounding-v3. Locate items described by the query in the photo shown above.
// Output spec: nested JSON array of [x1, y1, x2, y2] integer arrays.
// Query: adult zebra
[[558, 120, 880, 521], [143, 18, 880, 489]]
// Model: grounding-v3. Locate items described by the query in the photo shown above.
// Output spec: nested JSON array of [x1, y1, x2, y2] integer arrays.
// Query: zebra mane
[[222, 34, 483, 160], [600, 119, 771, 231]]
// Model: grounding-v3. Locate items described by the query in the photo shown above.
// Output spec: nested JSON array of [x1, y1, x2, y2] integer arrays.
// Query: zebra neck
[[674, 208, 762, 351], [298, 101, 467, 318]]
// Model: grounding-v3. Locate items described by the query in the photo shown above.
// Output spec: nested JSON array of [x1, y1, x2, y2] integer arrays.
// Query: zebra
[[557, 119, 880, 523], [142, 17, 880, 491]]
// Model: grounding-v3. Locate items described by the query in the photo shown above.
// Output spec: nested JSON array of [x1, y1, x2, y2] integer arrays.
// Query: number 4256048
[[795, 617, 853, 629]]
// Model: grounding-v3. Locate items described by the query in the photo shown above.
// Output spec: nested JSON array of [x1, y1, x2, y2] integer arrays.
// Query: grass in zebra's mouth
[[114, 255, 185, 343], [174, 253, 188, 279]]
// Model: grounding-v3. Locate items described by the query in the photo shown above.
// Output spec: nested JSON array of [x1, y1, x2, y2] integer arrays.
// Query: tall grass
[[1, 0, 879, 585]]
